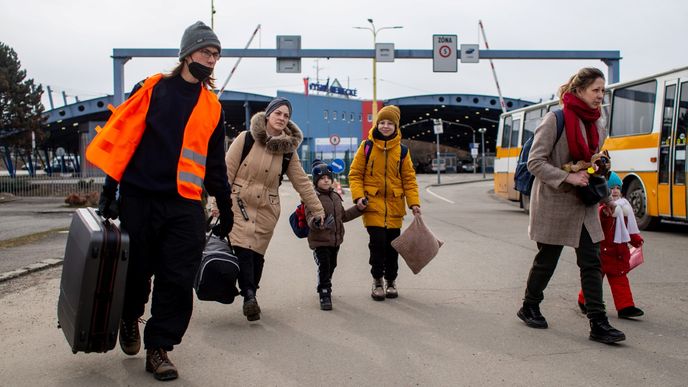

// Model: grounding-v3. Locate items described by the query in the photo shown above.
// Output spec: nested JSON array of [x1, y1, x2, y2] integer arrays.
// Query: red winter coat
[[598, 205, 643, 276]]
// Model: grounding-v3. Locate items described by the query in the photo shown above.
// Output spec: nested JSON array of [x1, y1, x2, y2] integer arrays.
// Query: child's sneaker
[[618, 306, 644, 319], [319, 288, 332, 310]]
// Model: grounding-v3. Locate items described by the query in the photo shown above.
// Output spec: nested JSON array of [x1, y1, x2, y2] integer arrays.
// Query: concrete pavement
[[1, 175, 687, 386]]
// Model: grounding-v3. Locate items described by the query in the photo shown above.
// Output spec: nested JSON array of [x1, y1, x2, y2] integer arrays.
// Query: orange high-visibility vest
[[86, 73, 221, 200]]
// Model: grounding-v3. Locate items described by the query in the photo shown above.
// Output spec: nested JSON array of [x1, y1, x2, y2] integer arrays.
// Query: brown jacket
[[528, 111, 608, 247], [305, 188, 362, 249], [225, 113, 324, 254]]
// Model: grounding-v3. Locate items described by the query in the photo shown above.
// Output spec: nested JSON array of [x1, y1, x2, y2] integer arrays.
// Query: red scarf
[[562, 92, 600, 162]]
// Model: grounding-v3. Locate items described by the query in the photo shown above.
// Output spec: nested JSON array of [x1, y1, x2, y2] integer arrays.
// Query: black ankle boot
[[589, 314, 626, 344], [242, 290, 261, 321], [517, 303, 548, 329], [319, 288, 332, 311], [618, 306, 644, 319]]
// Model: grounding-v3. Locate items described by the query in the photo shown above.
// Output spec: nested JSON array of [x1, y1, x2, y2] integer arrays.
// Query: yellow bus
[[494, 66, 688, 229]]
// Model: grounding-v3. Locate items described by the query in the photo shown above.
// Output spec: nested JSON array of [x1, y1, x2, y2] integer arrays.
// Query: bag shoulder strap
[[364, 139, 408, 174], [238, 130, 292, 186], [240, 130, 254, 164], [553, 109, 565, 144]]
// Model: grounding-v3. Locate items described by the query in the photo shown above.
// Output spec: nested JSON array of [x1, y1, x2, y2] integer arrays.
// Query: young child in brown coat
[[306, 160, 367, 310]]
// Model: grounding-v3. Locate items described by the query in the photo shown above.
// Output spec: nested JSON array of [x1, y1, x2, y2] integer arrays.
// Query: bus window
[[602, 91, 611, 129], [510, 119, 521, 149], [523, 108, 544, 145], [659, 84, 676, 184], [610, 80, 657, 136], [501, 116, 512, 148], [674, 82, 688, 185]]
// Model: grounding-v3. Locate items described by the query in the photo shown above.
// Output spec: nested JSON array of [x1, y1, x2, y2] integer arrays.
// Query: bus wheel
[[626, 179, 660, 230], [520, 194, 530, 214]]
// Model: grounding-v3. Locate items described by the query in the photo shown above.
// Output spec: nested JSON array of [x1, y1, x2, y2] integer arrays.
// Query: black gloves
[[212, 196, 234, 238], [97, 180, 119, 220]]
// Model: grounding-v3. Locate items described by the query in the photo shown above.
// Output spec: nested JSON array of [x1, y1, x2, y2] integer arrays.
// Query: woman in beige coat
[[223, 97, 324, 321], [517, 68, 626, 344]]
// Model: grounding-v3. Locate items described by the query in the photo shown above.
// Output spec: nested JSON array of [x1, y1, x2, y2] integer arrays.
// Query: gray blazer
[[527, 111, 608, 247]]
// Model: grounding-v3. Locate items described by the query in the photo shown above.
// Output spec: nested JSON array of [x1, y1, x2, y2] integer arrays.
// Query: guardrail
[[0, 174, 104, 197]]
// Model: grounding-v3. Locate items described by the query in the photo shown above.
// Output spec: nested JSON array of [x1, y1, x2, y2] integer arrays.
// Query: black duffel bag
[[577, 175, 609, 206], [194, 234, 240, 304]]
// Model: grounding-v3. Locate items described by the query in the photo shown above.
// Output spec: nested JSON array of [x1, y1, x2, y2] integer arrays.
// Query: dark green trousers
[[524, 227, 606, 317]]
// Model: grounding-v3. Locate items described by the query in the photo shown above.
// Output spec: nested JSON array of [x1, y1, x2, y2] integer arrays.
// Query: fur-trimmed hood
[[250, 112, 303, 154]]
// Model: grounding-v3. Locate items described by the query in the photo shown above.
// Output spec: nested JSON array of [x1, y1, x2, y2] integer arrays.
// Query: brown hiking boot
[[146, 348, 178, 381], [385, 280, 398, 299], [119, 318, 141, 356], [371, 278, 385, 301]]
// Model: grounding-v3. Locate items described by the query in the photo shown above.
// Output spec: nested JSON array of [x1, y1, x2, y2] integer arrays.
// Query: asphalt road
[[0, 175, 686, 386]]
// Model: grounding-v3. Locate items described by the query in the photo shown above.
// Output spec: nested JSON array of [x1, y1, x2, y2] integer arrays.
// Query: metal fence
[[0, 173, 105, 198]]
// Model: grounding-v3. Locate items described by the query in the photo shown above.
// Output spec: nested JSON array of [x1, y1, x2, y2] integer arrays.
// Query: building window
[[350, 113, 355, 122], [341, 112, 346, 120], [359, 114, 362, 122], [367, 113, 372, 122], [323, 110, 328, 120], [332, 111, 337, 120]]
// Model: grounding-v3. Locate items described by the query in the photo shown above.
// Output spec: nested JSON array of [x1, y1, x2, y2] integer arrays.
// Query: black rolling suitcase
[[57, 207, 130, 353]]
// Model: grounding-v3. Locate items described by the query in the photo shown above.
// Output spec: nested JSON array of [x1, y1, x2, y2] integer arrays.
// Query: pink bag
[[391, 214, 443, 274], [629, 246, 644, 271]]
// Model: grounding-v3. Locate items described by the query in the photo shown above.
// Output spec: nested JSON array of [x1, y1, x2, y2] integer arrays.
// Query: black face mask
[[188, 61, 213, 81]]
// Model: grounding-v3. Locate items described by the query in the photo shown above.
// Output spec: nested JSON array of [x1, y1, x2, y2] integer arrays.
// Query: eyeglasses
[[198, 48, 221, 60]]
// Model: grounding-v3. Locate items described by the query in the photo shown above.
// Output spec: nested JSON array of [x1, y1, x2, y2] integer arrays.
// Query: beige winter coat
[[225, 113, 324, 254], [528, 111, 608, 248]]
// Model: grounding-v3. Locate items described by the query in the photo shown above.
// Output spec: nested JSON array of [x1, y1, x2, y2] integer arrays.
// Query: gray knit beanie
[[265, 97, 293, 118], [179, 21, 221, 60]]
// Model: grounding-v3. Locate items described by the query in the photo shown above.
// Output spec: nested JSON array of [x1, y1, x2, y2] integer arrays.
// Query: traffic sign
[[460, 44, 480, 63], [330, 159, 345, 174], [329, 134, 341, 146], [433, 35, 457, 72], [471, 148, 479, 157], [433, 119, 444, 134], [376, 43, 395, 62]]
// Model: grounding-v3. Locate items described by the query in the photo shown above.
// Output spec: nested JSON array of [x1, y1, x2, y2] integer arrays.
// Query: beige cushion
[[391, 214, 443, 274]]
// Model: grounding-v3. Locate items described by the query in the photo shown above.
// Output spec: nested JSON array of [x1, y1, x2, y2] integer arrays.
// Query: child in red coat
[[578, 171, 644, 319]]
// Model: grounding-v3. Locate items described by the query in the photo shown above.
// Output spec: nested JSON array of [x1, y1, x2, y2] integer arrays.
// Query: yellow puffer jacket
[[349, 128, 420, 229]]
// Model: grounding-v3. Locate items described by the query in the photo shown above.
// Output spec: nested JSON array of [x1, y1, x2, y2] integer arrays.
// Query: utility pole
[[433, 119, 443, 184], [478, 127, 487, 178]]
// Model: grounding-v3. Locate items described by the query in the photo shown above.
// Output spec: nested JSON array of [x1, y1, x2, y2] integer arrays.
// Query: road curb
[[0, 258, 63, 283]]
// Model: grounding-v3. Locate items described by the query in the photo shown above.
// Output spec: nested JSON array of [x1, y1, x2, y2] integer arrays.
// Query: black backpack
[[514, 109, 565, 196], [240, 131, 293, 186]]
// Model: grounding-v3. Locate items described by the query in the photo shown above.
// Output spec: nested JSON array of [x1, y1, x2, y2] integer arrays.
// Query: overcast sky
[[2, 0, 686, 109]]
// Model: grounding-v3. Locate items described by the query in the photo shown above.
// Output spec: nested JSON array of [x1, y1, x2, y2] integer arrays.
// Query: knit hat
[[311, 159, 333, 185], [608, 171, 622, 189], [374, 105, 401, 130], [265, 97, 293, 118], [179, 21, 221, 60]]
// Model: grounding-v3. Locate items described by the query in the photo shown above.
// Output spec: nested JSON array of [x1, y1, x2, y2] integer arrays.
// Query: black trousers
[[234, 246, 265, 298], [119, 195, 206, 351], [366, 226, 401, 281], [524, 226, 606, 316], [313, 246, 339, 291]]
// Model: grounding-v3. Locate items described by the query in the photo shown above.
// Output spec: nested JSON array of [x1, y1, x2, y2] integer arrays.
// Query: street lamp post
[[478, 127, 487, 179], [354, 19, 403, 121]]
